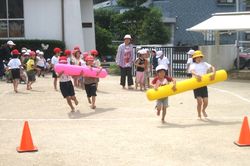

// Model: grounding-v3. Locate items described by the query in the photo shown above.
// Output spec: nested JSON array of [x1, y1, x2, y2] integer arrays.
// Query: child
[[90, 49, 101, 89], [84, 55, 102, 109], [51, 47, 61, 91], [36, 51, 46, 77], [26, 51, 37, 90], [152, 65, 176, 123], [134, 49, 146, 91], [186, 49, 195, 78], [190, 50, 215, 119], [57, 54, 79, 112], [7, 49, 22, 93]]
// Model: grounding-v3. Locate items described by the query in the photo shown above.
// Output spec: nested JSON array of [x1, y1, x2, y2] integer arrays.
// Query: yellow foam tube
[[146, 70, 227, 101]]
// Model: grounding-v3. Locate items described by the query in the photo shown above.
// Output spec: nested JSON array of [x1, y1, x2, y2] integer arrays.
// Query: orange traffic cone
[[17, 121, 38, 152], [234, 116, 250, 146]]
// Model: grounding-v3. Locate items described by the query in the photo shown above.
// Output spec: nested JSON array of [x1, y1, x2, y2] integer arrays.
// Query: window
[[217, 0, 235, 4], [0, 0, 24, 38]]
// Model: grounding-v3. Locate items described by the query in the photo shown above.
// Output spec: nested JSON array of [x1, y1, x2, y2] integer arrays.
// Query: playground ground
[[0, 75, 250, 166]]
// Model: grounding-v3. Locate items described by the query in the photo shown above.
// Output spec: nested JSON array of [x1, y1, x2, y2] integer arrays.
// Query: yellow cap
[[192, 50, 204, 59]]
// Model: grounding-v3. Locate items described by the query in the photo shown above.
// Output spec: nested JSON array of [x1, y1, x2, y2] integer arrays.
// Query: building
[[0, 0, 96, 51], [152, 0, 249, 46]]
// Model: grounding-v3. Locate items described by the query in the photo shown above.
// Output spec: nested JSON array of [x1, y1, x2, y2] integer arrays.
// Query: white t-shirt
[[51, 56, 59, 65], [60, 74, 71, 82], [36, 57, 46, 67], [8, 58, 21, 69], [190, 62, 212, 76], [158, 57, 170, 70], [186, 58, 193, 73]]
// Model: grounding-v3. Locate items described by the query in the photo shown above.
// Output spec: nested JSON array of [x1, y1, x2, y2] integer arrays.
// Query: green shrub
[[108, 63, 120, 75], [0, 39, 65, 59]]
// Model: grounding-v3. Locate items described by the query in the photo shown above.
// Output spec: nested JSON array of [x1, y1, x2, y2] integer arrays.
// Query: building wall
[[24, 0, 62, 40], [80, 0, 96, 51], [152, 0, 240, 46], [64, 0, 84, 50]]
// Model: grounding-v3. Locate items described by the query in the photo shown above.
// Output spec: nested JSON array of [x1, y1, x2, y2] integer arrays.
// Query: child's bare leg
[[202, 97, 208, 117], [71, 96, 78, 105], [156, 106, 161, 116], [87, 97, 91, 104], [66, 97, 75, 112], [161, 106, 167, 123], [140, 83, 143, 91], [91, 96, 96, 109], [54, 78, 58, 90], [196, 97, 203, 118]]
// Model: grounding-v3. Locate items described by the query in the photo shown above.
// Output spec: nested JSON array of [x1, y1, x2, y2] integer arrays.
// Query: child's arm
[[209, 65, 216, 80], [96, 67, 102, 76], [191, 69, 202, 82], [171, 79, 177, 91], [154, 80, 161, 90]]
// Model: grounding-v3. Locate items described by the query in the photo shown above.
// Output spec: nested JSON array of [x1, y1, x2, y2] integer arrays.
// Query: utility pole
[[236, 0, 240, 70]]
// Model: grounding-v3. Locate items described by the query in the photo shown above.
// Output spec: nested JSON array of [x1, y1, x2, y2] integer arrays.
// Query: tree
[[94, 9, 117, 30], [117, 0, 147, 7], [140, 7, 170, 44]]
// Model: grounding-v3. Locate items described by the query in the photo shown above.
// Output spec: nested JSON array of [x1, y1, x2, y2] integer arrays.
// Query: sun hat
[[85, 55, 94, 61], [53, 47, 61, 54], [156, 50, 163, 58], [90, 49, 99, 56], [187, 49, 195, 55], [138, 49, 147, 55], [124, 34, 132, 39], [192, 50, 204, 59], [7, 40, 15, 46], [11, 49, 20, 55], [156, 65, 167, 72]]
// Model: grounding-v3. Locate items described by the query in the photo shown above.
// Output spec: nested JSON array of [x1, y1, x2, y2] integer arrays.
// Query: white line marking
[[210, 87, 250, 103]]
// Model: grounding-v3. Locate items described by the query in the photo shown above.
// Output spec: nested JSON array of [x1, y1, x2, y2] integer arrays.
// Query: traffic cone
[[234, 116, 250, 146], [17, 121, 38, 152]]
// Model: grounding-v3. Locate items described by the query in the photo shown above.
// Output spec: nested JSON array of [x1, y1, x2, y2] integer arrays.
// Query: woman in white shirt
[[190, 50, 216, 119], [186, 49, 195, 78], [7, 49, 22, 93]]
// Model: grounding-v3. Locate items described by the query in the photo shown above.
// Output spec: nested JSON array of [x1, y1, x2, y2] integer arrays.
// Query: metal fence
[[133, 46, 198, 78]]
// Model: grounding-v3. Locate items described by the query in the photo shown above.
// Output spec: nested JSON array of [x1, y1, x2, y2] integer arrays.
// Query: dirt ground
[[0, 75, 250, 166]]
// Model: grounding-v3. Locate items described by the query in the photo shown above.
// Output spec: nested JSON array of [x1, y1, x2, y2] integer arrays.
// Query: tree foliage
[[117, 0, 147, 7]]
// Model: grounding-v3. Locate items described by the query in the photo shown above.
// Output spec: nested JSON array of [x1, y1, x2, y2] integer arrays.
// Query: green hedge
[[0, 39, 65, 59]]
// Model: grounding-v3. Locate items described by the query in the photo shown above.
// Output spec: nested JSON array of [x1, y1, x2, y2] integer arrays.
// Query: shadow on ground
[[67, 107, 117, 119]]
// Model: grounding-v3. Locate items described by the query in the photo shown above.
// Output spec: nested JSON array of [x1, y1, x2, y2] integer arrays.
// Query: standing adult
[[156, 50, 171, 76], [116, 34, 135, 89], [151, 49, 158, 76], [0, 41, 15, 79]]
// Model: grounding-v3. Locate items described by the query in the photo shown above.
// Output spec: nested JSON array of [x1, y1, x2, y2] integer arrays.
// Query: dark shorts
[[187, 73, 192, 78], [11, 69, 20, 79], [37, 66, 45, 71], [52, 70, 58, 78], [85, 83, 97, 98], [193, 86, 208, 98], [27, 70, 36, 82], [60, 81, 75, 98]]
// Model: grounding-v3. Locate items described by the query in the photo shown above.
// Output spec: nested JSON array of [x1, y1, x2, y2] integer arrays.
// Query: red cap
[[90, 49, 98, 56], [11, 49, 20, 55], [64, 49, 71, 56], [85, 55, 94, 61], [59, 56, 68, 64], [29, 51, 36, 56], [74, 46, 80, 50], [53, 47, 61, 54]]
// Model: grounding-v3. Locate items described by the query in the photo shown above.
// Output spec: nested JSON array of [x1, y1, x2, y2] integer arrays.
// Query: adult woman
[[115, 34, 135, 89]]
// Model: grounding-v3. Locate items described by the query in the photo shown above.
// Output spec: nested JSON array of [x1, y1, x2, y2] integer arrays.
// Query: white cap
[[27, 49, 31, 53], [36, 50, 40, 54], [47, 58, 51, 61], [187, 49, 195, 55], [21, 50, 27, 53], [138, 49, 147, 55], [156, 50, 163, 58], [156, 65, 167, 72], [7, 40, 15, 46], [39, 51, 44, 55], [24, 52, 29, 56], [124, 34, 131, 39]]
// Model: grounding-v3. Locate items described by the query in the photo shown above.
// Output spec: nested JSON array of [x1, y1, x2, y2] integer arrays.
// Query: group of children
[[51, 47, 102, 112]]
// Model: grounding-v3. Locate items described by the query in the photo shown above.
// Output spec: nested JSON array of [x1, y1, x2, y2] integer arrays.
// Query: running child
[[190, 50, 215, 119], [7, 49, 22, 93], [26, 51, 37, 90], [152, 65, 176, 123], [84, 55, 102, 109], [51, 47, 61, 91], [57, 52, 79, 112]]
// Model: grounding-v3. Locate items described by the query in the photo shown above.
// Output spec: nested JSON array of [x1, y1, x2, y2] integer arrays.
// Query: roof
[[186, 12, 250, 32]]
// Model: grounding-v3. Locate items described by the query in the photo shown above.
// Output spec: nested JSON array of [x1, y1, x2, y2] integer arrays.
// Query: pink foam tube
[[54, 64, 107, 78]]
